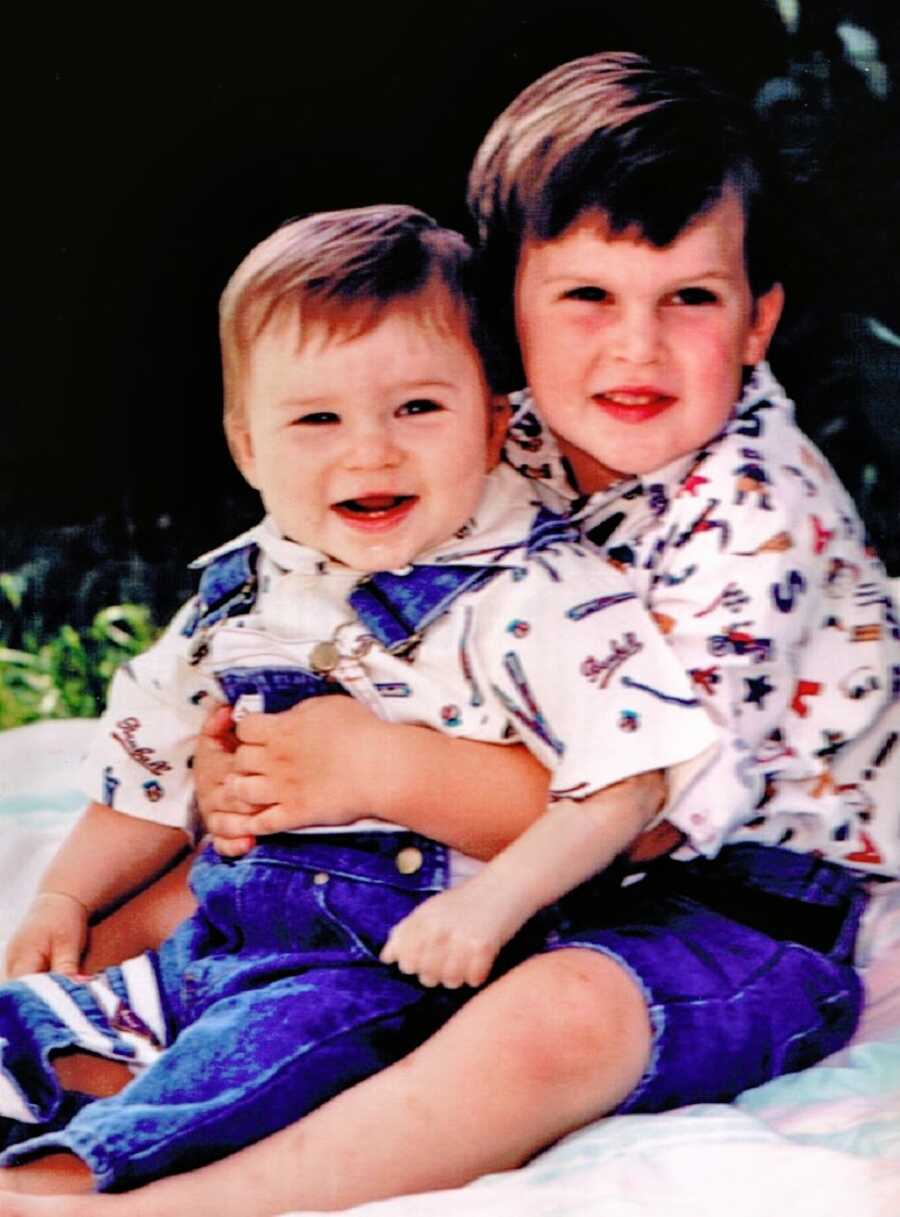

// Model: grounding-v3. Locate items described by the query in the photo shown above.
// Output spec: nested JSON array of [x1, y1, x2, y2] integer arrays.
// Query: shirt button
[[395, 846, 424, 875], [312, 872, 330, 886]]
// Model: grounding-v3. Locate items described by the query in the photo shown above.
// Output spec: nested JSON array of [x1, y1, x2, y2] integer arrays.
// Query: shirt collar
[[504, 361, 793, 520]]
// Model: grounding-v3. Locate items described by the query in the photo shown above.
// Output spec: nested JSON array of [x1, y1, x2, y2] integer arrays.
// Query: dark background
[[6, 0, 900, 640]]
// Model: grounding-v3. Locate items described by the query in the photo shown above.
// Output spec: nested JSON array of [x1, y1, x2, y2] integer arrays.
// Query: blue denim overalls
[[0, 546, 508, 1190]]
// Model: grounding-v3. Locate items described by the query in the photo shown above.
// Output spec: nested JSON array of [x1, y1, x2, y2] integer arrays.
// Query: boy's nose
[[610, 305, 662, 365]]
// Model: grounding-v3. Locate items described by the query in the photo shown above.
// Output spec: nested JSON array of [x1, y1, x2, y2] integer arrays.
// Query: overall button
[[312, 872, 330, 886], [395, 846, 424, 875]]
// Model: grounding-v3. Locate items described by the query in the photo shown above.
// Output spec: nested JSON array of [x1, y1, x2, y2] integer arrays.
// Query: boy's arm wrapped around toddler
[[198, 695, 552, 860]]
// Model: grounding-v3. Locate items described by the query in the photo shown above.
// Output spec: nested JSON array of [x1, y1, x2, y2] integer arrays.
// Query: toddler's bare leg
[[0, 1047, 138, 1197], [0, 948, 649, 1216], [0, 854, 198, 1200], [0, 1155, 93, 1196]]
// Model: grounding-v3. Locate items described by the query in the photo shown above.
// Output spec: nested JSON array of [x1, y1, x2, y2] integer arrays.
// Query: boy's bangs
[[533, 109, 757, 250]]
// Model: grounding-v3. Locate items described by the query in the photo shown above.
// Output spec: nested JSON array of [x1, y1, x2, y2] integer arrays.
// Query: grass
[[0, 590, 159, 731], [0, 516, 188, 731]]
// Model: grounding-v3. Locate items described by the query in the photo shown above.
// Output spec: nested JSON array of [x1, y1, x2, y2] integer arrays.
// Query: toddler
[[0, 203, 714, 1194]]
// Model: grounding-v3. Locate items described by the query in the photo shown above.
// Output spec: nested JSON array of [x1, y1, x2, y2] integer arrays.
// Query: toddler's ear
[[743, 282, 784, 366], [486, 395, 512, 469], [225, 414, 260, 488]]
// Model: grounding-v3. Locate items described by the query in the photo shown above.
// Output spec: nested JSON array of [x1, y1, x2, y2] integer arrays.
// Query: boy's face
[[229, 300, 495, 571], [514, 191, 784, 493]]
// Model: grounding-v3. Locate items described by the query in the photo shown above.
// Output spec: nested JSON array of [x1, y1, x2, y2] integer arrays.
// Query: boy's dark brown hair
[[220, 204, 500, 423], [468, 52, 782, 383]]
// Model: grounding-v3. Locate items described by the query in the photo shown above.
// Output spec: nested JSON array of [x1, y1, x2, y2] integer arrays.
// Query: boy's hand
[[5, 892, 89, 979], [380, 873, 524, 990], [207, 697, 385, 841]]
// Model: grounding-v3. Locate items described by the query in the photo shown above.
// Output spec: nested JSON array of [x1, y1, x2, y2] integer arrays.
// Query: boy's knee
[[500, 950, 651, 1100]]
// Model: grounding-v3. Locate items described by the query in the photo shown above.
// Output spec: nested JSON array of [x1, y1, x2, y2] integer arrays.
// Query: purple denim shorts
[[522, 842, 867, 1113]]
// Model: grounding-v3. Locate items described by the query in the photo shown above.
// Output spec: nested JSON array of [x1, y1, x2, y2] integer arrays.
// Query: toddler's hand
[[213, 696, 385, 838], [380, 877, 520, 990], [195, 704, 259, 858], [5, 892, 89, 979]]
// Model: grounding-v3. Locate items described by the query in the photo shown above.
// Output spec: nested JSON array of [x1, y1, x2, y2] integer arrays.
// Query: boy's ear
[[743, 282, 784, 366], [486, 394, 512, 470], [225, 414, 260, 488]]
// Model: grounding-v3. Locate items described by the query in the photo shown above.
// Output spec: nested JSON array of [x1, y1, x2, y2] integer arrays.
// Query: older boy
[[0, 204, 713, 1195], [3, 51, 897, 1217], [474, 52, 899, 874]]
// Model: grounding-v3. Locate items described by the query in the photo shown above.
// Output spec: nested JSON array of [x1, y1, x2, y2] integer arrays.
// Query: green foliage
[[0, 595, 159, 731]]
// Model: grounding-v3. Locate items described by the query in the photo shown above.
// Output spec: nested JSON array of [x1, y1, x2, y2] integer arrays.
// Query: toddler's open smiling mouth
[[331, 495, 418, 530]]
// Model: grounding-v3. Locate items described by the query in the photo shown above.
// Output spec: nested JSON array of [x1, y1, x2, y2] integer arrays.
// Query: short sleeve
[[78, 598, 218, 836], [476, 551, 721, 806]]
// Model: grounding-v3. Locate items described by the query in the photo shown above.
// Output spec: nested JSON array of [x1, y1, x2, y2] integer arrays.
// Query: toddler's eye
[[562, 286, 609, 303], [397, 398, 443, 416], [671, 287, 718, 306], [294, 411, 340, 425]]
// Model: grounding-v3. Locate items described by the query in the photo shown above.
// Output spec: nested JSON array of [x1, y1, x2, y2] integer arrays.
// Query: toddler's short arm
[[37, 800, 190, 919], [486, 771, 664, 916], [381, 770, 664, 987], [6, 802, 188, 978]]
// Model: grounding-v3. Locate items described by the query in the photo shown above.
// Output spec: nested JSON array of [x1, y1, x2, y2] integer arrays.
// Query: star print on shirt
[[744, 674, 774, 710]]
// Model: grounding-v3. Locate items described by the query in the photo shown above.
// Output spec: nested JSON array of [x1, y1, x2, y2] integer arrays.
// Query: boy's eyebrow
[[542, 267, 739, 286]]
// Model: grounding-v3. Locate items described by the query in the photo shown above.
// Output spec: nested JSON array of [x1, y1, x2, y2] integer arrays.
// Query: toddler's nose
[[343, 420, 402, 470]]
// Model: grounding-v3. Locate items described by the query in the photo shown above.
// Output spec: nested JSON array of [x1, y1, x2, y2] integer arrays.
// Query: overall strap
[[182, 543, 260, 638], [350, 565, 501, 656]]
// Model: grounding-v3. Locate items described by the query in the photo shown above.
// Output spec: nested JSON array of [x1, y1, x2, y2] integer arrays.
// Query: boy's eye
[[294, 411, 340, 425], [397, 398, 444, 416], [562, 286, 609, 303], [671, 287, 718, 306]]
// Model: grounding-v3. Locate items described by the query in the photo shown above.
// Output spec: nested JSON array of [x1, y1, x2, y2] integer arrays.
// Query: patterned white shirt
[[81, 465, 719, 862], [505, 363, 900, 876]]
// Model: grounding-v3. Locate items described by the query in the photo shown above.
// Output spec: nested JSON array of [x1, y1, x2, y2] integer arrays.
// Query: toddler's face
[[514, 191, 783, 493], [230, 301, 493, 572]]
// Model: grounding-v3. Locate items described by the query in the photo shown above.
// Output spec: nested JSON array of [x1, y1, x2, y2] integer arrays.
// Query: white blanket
[[1, 720, 898, 1217]]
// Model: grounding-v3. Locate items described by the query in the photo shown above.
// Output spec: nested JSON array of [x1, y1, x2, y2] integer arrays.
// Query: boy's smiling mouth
[[592, 387, 677, 423], [331, 494, 418, 530]]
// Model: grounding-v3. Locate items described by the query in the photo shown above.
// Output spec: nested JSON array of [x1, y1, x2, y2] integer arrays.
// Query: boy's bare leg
[[0, 948, 650, 1215]]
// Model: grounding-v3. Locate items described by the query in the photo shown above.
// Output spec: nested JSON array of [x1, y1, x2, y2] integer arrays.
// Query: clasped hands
[[197, 697, 519, 987], [196, 697, 380, 855]]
